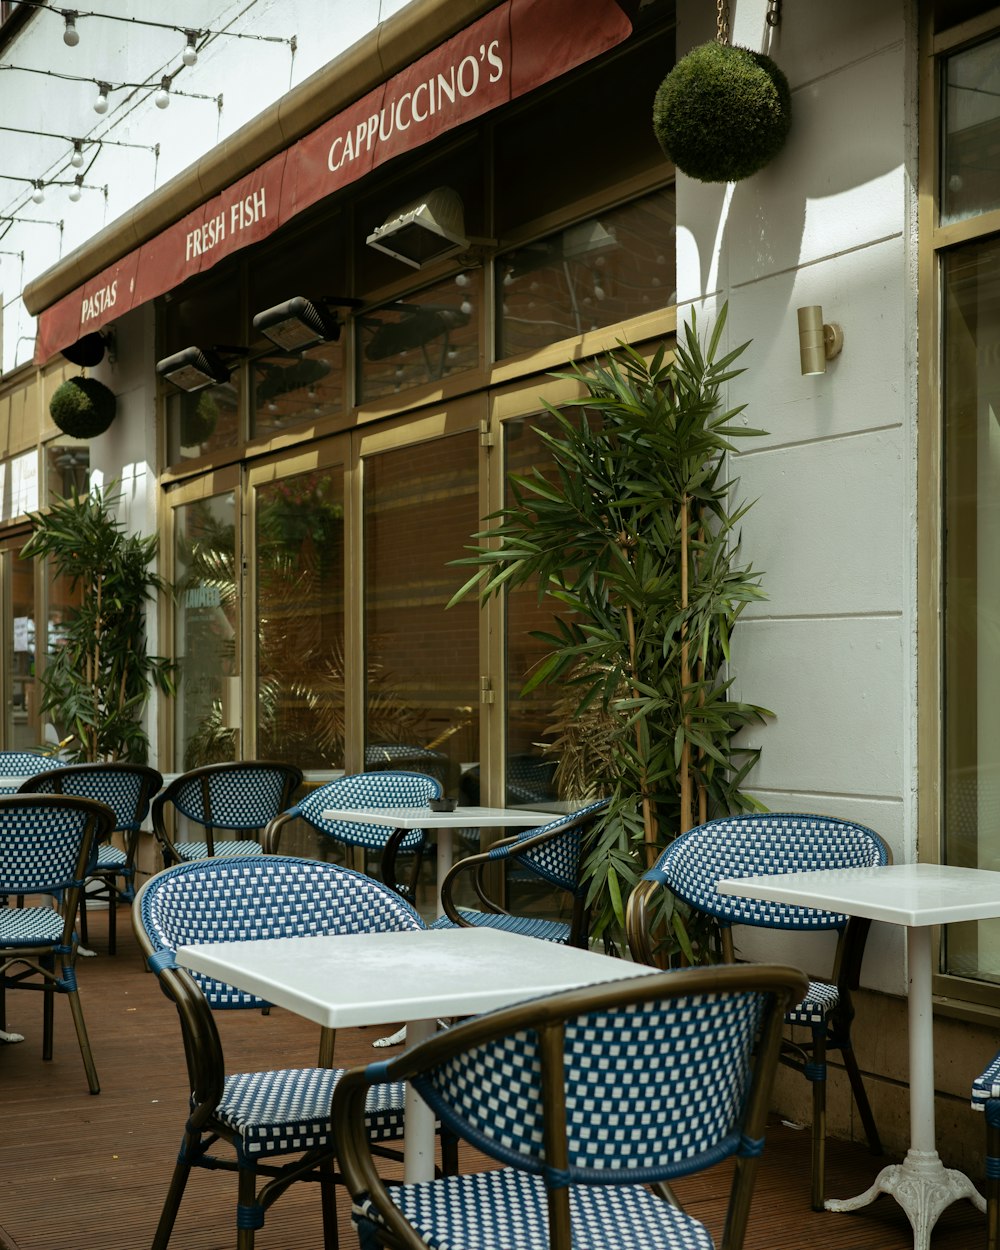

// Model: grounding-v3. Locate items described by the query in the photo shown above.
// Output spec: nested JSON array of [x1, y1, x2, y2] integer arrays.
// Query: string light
[[68, 175, 83, 202], [31, 180, 44, 205], [94, 80, 110, 114], [182, 29, 199, 67], [62, 10, 80, 46], [0, 125, 160, 169], [0, 66, 221, 114], [154, 76, 171, 109], [70, 139, 84, 168]]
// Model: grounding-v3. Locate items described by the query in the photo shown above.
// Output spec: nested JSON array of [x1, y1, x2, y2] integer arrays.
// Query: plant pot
[[49, 377, 117, 439], [653, 41, 792, 183]]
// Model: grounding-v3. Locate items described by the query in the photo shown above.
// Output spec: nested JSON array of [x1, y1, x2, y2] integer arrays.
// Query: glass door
[[166, 469, 241, 770], [0, 533, 41, 751]]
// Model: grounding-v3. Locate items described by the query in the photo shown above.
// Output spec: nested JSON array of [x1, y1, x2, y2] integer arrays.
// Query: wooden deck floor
[[0, 903, 987, 1250]]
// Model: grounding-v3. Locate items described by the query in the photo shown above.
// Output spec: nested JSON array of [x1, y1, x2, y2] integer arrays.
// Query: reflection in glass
[[942, 34, 1000, 225], [255, 469, 346, 768], [252, 341, 345, 437], [496, 186, 676, 360], [45, 442, 90, 502], [168, 379, 241, 462], [363, 432, 480, 798], [942, 237, 1000, 982], [357, 271, 481, 404], [10, 543, 40, 750], [173, 492, 239, 768]]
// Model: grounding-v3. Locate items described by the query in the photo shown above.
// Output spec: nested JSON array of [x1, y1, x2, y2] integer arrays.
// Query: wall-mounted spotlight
[[62, 10, 80, 46], [366, 187, 469, 269], [797, 305, 844, 376], [252, 295, 361, 352], [156, 345, 233, 392]]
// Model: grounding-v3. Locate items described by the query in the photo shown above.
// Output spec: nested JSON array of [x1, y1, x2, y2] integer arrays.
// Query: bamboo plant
[[451, 305, 773, 955], [21, 482, 176, 763]]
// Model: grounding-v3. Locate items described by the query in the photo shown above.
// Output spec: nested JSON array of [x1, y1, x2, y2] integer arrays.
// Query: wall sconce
[[252, 296, 359, 352], [366, 187, 469, 269], [156, 346, 234, 392], [797, 306, 844, 376]]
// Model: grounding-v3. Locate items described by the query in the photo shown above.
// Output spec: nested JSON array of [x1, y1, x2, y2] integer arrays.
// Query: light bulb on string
[[154, 76, 171, 109], [94, 82, 110, 114], [182, 30, 199, 67], [31, 181, 44, 205], [62, 12, 80, 47], [68, 175, 83, 202], [70, 140, 84, 168]]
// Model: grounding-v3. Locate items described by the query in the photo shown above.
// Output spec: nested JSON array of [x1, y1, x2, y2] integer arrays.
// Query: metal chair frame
[[334, 962, 808, 1250], [152, 760, 302, 868], [0, 793, 114, 1093], [425, 799, 610, 948], [626, 811, 890, 1211], [18, 762, 162, 954], [972, 1049, 1000, 1250]]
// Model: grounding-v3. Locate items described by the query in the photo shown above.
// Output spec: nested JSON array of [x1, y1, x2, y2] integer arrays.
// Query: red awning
[[36, 0, 633, 363]]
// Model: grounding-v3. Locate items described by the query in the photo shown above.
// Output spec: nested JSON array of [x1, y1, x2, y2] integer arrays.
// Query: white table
[[719, 862, 996, 1250], [176, 926, 649, 1182], [319, 804, 543, 916]]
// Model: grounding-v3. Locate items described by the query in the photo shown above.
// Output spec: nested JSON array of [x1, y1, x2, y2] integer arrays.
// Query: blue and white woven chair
[[334, 961, 808, 1250], [972, 1049, 1000, 1250], [0, 750, 63, 794], [263, 770, 442, 900], [428, 798, 610, 947], [152, 760, 302, 868], [132, 854, 452, 1250], [626, 812, 891, 1211], [0, 793, 114, 1093], [18, 763, 162, 955]]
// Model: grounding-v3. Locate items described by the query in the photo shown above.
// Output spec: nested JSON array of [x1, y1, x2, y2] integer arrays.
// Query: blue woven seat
[[18, 763, 162, 955], [429, 799, 609, 948], [132, 854, 448, 1250], [972, 1049, 1000, 1250], [627, 812, 891, 1211], [264, 770, 442, 901], [334, 962, 808, 1250], [152, 760, 302, 868], [0, 794, 113, 1093]]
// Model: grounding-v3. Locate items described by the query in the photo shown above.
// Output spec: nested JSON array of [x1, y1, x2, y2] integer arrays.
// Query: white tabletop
[[318, 804, 543, 830], [175, 926, 649, 1029], [718, 861, 1000, 927]]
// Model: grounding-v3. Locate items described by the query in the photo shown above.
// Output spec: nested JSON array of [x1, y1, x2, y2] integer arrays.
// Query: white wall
[[675, 0, 918, 994]]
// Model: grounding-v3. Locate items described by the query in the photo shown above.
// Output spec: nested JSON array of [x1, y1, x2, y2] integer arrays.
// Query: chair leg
[[807, 1028, 827, 1212], [987, 1103, 1000, 1250], [151, 1147, 196, 1250], [64, 984, 100, 1094], [440, 1127, 459, 1177], [237, 1166, 261, 1250], [840, 1038, 882, 1155], [78, 894, 90, 947], [320, 1156, 339, 1250], [42, 955, 55, 1061]]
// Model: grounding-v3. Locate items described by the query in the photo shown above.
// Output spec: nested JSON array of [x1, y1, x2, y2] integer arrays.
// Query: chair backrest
[[133, 854, 426, 1009], [0, 793, 114, 897], [0, 751, 63, 793], [488, 798, 610, 895], [276, 770, 442, 851], [340, 963, 807, 1249], [154, 760, 303, 834], [18, 763, 163, 838], [645, 812, 890, 934], [365, 744, 450, 789]]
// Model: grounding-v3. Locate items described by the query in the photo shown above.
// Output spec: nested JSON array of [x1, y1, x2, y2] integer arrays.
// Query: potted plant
[[21, 481, 177, 763], [450, 305, 772, 955]]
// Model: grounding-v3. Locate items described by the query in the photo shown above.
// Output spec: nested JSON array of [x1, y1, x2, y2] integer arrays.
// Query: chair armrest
[[262, 809, 296, 854], [438, 847, 513, 926]]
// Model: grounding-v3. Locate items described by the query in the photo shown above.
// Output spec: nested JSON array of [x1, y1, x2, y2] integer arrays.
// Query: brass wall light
[[797, 306, 844, 376]]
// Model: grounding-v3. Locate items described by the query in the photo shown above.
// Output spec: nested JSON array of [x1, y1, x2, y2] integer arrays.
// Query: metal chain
[[715, 0, 730, 45]]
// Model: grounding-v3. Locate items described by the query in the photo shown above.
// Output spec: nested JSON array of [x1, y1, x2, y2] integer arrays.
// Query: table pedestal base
[[826, 1149, 985, 1250]]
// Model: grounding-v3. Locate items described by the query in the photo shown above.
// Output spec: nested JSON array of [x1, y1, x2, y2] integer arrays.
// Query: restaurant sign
[[35, 0, 633, 362]]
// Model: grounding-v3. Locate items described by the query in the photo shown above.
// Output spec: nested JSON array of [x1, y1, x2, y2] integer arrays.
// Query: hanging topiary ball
[[653, 41, 792, 183], [49, 376, 117, 439]]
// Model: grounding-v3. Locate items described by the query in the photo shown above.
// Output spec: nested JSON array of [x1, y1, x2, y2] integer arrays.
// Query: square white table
[[319, 804, 543, 915], [719, 862, 997, 1250], [176, 926, 650, 1182]]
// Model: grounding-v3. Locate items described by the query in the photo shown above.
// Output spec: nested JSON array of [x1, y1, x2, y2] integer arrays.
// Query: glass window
[[8, 540, 40, 750], [255, 465, 345, 768], [172, 489, 240, 768], [942, 33, 1000, 225], [495, 186, 675, 360], [942, 235, 1000, 982], [357, 271, 482, 404], [363, 429, 481, 798]]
